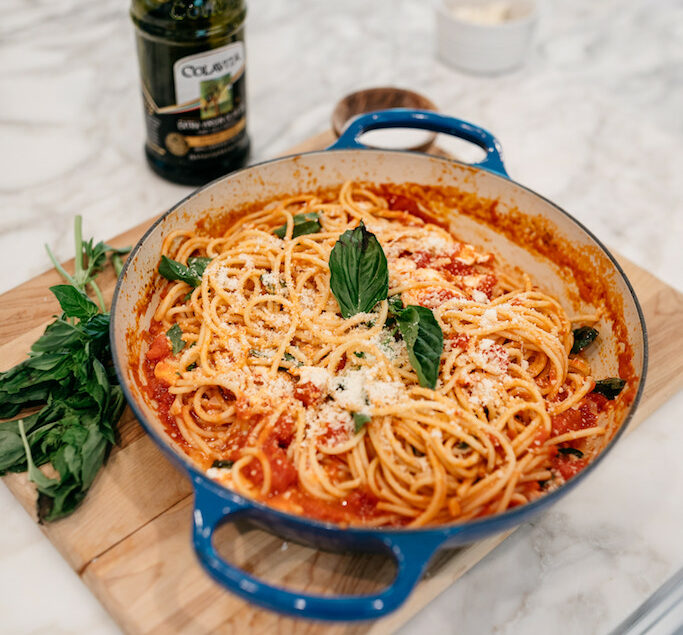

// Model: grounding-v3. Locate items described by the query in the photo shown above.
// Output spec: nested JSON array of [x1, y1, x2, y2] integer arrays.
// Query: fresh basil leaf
[[557, 447, 584, 458], [273, 212, 321, 239], [187, 256, 211, 278], [159, 255, 197, 286], [49, 285, 100, 320], [159, 255, 210, 288], [79, 424, 109, 489], [329, 222, 389, 318], [81, 313, 110, 340], [18, 419, 59, 492], [593, 377, 626, 400], [571, 326, 599, 354], [186, 362, 197, 371], [353, 412, 371, 433], [0, 416, 36, 472], [30, 319, 81, 354], [396, 305, 443, 389], [353, 351, 365, 359], [24, 352, 70, 372], [388, 294, 404, 316], [166, 324, 186, 355], [211, 459, 234, 468]]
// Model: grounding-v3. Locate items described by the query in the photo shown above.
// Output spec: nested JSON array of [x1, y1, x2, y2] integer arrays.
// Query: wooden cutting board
[[2, 131, 683, 635]]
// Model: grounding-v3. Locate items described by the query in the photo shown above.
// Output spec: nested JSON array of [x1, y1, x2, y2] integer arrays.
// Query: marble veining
[[0, 0, 681, 633]]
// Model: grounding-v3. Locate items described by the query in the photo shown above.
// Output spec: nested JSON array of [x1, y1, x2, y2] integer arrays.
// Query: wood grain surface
[[2, 131, 682, 635]]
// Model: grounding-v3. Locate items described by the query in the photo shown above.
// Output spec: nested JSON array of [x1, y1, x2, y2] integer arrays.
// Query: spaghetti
[[138, 181, 622, 527]]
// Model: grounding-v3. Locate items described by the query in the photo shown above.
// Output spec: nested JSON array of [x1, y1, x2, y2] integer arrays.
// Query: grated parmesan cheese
[[299, 366, 332, 391], [260, 272, 280, 289], [371, 330, 408, 362], [331, 370, 368, 411], [480, 308, 498, 329], [366, 378, 405, 406], [303, 401, 353, 448], [471, 289, 489, 303], [468, 338, 509, 375], [214, 266, 239, 291], [416, 234, 453, 253], [468, 376, 499, 407], [269, 312, 291, 328]]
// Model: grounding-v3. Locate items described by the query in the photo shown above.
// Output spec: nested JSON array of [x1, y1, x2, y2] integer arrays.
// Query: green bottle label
[[138, 38, 247, 163]]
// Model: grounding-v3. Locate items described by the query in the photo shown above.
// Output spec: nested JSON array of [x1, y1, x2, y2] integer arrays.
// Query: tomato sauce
[[550, 392, 608, 437], [413, 287, 460, 310], [475, 274, 497, 299], [448, 333, 470, 352], [406, 250, 473, 277], [335, 353, 347, 372], [318, 424, 349, 448], [385, 193, 420, 215], [400, 248, 498, 300], [294, 381, 323, 407], [273, 486, 389, 526], [140, 360, 190, 454], [385, 182, 638, 410], [552, 455, 588, 480], [146, 332, 171, 361], [271, 413, 295, 447], [547, 393, 610, 482], [245, 436, 298, 495]]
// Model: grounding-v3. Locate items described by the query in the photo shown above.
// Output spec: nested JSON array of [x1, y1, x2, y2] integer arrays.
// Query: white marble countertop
[[1, 0, 681, 633]]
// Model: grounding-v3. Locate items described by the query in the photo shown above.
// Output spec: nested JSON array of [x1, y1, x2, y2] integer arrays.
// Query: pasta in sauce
[[136, 181, 624, 527]]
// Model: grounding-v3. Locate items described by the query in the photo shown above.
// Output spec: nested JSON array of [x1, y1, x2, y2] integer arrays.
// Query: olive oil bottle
[[131, 0, 249, 185]]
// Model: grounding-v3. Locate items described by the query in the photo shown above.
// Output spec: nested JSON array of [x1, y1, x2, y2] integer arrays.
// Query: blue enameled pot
[[111, 110, 647, 622]]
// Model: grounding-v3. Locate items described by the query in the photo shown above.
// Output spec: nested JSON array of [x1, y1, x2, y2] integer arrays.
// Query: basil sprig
[[0, 216, 129, 521], [571, 326, 599, 354], [329, 222, 389, 319], [273, 212, 321, 239], [158, 255, 211, 287], [396, 305, 444, 390], [328, 224, 443, 389], [593, 378, 626, 400]]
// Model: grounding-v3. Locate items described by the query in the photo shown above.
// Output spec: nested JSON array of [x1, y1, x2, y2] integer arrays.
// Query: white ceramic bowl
[[436, 0, 538, 74]]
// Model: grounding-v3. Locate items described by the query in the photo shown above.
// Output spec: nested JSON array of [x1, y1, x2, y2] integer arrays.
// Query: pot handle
[[330, 109, 508, 177], [191, 475, 447, 621]]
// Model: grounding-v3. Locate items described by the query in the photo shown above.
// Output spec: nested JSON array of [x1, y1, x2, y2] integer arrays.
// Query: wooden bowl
[[331, 87, 438, 153]]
